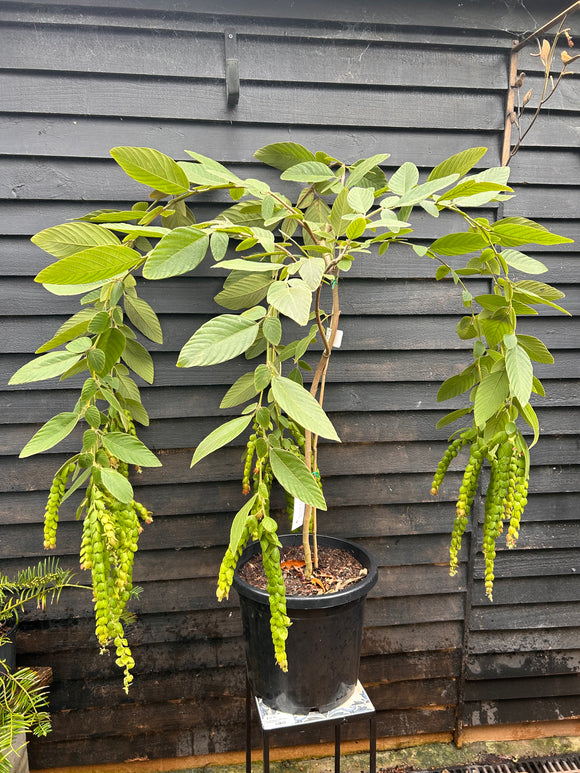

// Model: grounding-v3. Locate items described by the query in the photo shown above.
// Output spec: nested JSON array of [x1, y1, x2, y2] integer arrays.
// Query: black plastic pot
[[233, 534, 378, 714]]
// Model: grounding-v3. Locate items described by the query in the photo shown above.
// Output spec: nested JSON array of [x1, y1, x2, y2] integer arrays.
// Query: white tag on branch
[[326, 328, 343, 348], [292, 498, 305, 530]]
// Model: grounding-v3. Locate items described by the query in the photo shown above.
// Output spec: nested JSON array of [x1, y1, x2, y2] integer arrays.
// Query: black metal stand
[[245, 679, 376, 773]]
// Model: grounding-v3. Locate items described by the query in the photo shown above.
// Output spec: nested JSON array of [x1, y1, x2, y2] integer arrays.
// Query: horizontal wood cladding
[[1, 0, 578, 766], [0, 72, 506, 130], [0, 25, 510, 90]]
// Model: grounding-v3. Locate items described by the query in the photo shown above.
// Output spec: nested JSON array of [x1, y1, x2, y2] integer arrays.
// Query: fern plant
[[0, 558, 81, 769]]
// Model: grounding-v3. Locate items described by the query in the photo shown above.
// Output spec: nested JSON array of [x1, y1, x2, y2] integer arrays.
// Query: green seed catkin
[[431, 432, 470, 496], [43, 461, 75, 549], [449, 442, 484, 576], [507, 452, 528, 549], [260, 529, 290, 672]]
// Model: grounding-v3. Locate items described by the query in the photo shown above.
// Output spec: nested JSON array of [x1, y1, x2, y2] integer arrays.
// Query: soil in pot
[[239, 543, 369, 596], [234, 535, 378, 715]]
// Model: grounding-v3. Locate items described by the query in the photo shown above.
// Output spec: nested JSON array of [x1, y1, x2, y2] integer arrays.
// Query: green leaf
[[346, 217, 367, 240], [330, 188, 355, 236], [110, 146, 190, 195], [480, 311, 512, 347], [516, 334, 554, 364], [430, 233, 488, 256], [117, 374, 142, 403], [280, 161, 335, 183], [220, 371, 260, 409], [396, 174, 459, 207], [99, 467, 134, 504], [435, 407, 472, 429], [98, 222, 170, 238], [427, 147, 487, 181], [474, 369, 509, 428], [267, 279, 312, 325], [518, 400, 539, 448], [501, 249, 548, 274], [214, 259, 280, 273], [143, 228, 209, 280], [215, 271, 273, 311], [388, 162, 419, 195], [263, 316, 282, 346], [346, 154, 390, 189], [178, 161, 240, 187], [96, 327, 126, 375], [528, 377, 543, 401], [229, 495, 259, 554], [299, 258, 326, 290], [254, 142, 315, 171], [122, 338, 155, 384], [505, 344, 533, 406], [269, 448, 327, 510], [36, 309, 96, 354], [515, 279, 566, 301], [191, 414, 253, 467], [347, 187, 374, 213], [271, 375, 340, 441], [437, 180, 511, 203], [9, 351, 83, 385], [437, 363, 479, 402], [32, 222, 121, 259], [123, 398, 150, 426], [102, 432, 161, 467], [20, 412, 79, 458], [124, 296, 163, 344], [210, 231, 229, 261], [474, 294, 508, 312], [35, 246, 141, 285], [178, 315, 259, 367], [254, 364, 272, 393], [66, 336, 92, 353], [492, 221, 573, 247]]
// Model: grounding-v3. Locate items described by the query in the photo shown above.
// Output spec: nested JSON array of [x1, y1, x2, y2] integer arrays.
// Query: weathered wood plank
[[0, 116, 502, 165], [1, 379, 578, 428], [0, 73, 506, 129], [466, 650, 580, 681], [0, 25, 509, 89], [473, 549, 580, 580], [471, 575, 580, 606], [465, 695, 580, 726], [0, 277, 493, 319], [471, 601, 580, 631]]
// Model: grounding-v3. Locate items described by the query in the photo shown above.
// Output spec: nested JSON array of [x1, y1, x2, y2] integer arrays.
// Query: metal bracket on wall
[[224, 30, 240, 107]]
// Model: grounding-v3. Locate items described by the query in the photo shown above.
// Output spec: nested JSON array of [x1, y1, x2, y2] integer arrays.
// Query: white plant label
[[326, 328, 343, 348], [292, 498, 306, 530]]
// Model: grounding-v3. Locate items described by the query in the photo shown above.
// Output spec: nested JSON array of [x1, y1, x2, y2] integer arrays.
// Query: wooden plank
[[505, 186, 580, 219], [0, 7, 522, 49], [465, 695, 580, 726], [0, 24, 509, 89], [6, 238, 579, 283], [0, 73, 506, 130], [1, 378, 578, 427], [0, 116, 502, 165], [508, 149, 580, 185], [473, 549, 580, 580], [466, 650, 580, 680], [474, 521, 580, 552], [0, 0, 548, 34], [471, 575, 580, 606], [0, 277, 493, 319], [470, 601, 580, 631]]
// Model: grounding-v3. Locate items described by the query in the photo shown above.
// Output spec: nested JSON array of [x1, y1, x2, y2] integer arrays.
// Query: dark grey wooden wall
[[1, 0, 578, 766]]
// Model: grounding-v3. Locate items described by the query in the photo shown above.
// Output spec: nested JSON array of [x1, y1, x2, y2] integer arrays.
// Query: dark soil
[[239, 544, 368, 596]]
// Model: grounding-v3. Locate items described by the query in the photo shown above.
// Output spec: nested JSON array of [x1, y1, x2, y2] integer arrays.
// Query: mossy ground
[[166, 735, 580, 773]]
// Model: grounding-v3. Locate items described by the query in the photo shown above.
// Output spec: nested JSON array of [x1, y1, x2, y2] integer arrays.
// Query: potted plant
[[9, 143, 571, 705], [1, 558, 81, 771]]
